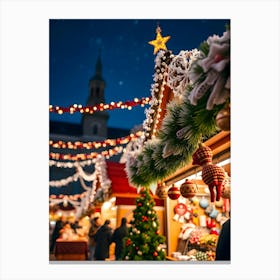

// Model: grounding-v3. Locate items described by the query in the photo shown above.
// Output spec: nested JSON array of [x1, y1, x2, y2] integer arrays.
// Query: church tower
[[82, 53, 109, 139]]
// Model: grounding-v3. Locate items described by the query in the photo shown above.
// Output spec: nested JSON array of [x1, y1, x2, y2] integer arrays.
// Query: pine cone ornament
[[192, 144, 226, 202]]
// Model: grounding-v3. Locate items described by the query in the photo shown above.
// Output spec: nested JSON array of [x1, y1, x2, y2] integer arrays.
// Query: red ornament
[[126, 238, 131, 246], [167, 185, 181, 200], [210, 229, 219, 235], [155, 230, 159, 235], [180, 179, 198, 198], [138, 202, 142, 207], [174, 203, 187, 216], [142, 216, 148, 222], [206, 218, 216, 229], [153, 251, 158, 257]]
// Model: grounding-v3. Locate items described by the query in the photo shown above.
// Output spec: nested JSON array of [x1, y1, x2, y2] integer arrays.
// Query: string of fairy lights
[[49, 145, 124, 161], [49, 97, 151, 115], [49, 131, 143, 150], [143, 50, 173, 140]]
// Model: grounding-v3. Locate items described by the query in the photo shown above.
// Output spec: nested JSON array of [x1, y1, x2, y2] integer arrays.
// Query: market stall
[[54, 238, 88, 260]]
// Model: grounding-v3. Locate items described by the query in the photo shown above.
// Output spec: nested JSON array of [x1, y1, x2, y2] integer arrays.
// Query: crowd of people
[[88, 217, 128, 261], [50, 215, 230, 261], [50, 215, 129, 261]]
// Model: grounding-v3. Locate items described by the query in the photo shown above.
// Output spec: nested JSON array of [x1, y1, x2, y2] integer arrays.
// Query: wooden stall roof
[[106, 161, 164, 206]]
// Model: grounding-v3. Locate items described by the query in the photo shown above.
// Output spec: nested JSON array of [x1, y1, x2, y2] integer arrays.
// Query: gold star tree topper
[[148, 26, 171, 55]]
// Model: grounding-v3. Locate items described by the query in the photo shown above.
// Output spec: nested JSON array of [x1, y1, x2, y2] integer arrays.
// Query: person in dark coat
[[111, 217, 128, 260], [94, 219, 113, 260], [88, 217, 102, 260], [50, 217, 65, 253], [215, 218, 230, 261]]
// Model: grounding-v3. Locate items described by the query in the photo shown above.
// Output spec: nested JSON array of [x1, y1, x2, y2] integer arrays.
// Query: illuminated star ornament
[[148, 26, 171, 55]]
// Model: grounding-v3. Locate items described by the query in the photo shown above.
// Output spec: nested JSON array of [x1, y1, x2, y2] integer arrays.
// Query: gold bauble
[[221, 186, 231, 199], [180, 179, 198, 198], [216, 104, 230, 131], [156, 183, 168, 199], [215, 198, 224, 208]]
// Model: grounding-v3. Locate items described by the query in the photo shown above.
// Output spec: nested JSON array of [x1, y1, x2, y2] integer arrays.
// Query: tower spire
[[91, 49, 103, 81], [95, 48, 102, 78], [84, 49, 108, 139]]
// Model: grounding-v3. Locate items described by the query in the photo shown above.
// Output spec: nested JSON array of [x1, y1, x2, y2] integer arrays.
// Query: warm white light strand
[[49, 173, 80, 187], [49, 198, 81, 206], [77, 165, 97, 181], [78, 176, 92, 191], [49, 159, 97, 168], [49, 144, 124, 162]]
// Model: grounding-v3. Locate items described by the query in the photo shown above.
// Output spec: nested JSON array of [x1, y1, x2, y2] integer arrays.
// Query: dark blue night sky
[[49, 19, 229, 130]]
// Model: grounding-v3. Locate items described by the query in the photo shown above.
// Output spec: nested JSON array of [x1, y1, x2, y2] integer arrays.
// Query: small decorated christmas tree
[[123, 187, 166, 260]]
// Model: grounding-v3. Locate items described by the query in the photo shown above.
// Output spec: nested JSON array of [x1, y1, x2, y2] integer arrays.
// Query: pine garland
[[158, 100, 187, 156], [128, 93, 223, 187]]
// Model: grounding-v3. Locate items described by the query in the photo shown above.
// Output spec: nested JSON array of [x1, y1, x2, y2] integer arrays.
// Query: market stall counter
[[54, 238, 88, 260]]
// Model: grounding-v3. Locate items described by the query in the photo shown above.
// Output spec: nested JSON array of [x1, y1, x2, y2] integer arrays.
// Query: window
[[95, 87, 100, 98]]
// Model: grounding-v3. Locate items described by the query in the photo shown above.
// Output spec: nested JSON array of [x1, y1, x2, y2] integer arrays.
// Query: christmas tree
[[123, 187, 166, 260]]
